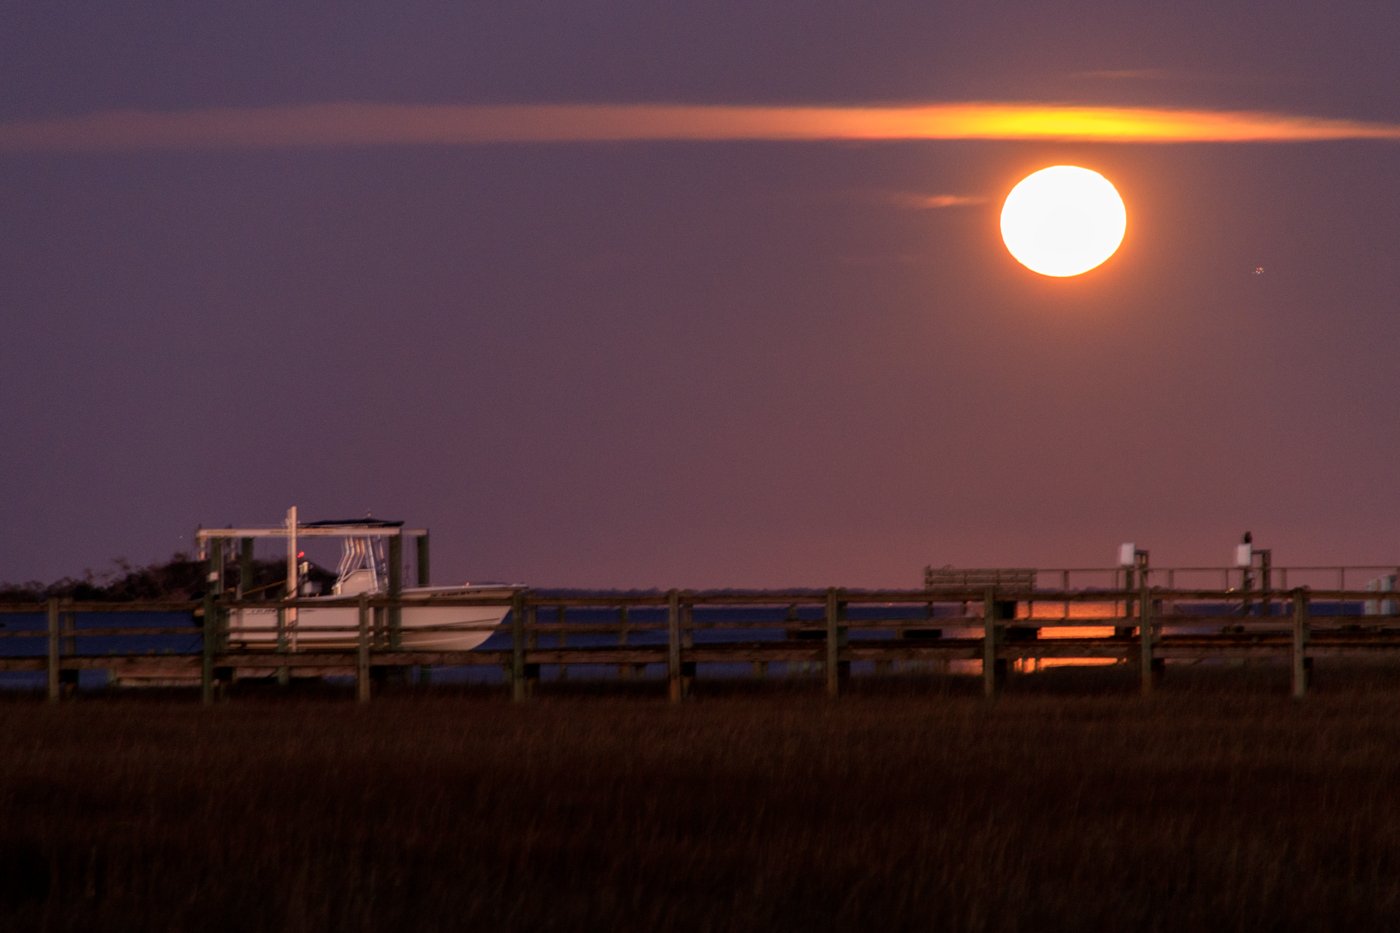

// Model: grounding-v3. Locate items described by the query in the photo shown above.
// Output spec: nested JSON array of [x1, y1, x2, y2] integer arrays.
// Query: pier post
[[556, 605, 568, 681], [1139, 577, 1161, 695], [46, 598, 60, 702], [524, 604, 539, 693], [416, 533, 430, 586], [387, 535, 403, 650], [204, 539, 229, 702], [201, 592, 216, 705], [1119, 565, 1135, 639], [58, 610, 79, 696], [681, 598, 696, 694], [667, 590, 683, 702], [357, 594, 371, 704], [238, 538, 254, 597], [206, 537, 223, 595], [1292, 588, 1311, 698], [617, 605, 632, 679], [511, 590, 527, 702], [983, 589, 1005, 697], [825, 588, 847, 698], [275, 606, 289, 687]]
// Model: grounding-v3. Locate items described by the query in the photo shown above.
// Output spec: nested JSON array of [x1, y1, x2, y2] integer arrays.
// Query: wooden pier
[[5, 572, 1400, 702]]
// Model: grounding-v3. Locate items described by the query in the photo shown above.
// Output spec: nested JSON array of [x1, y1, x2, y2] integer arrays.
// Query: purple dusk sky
[[2, 4, 1399, 588]]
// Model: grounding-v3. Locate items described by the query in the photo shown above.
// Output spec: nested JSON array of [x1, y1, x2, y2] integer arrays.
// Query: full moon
[[1000, 166, 1126, 277]]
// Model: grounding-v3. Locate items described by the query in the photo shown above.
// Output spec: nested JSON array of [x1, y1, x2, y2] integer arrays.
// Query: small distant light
[[1252, 266, 1265, 275]]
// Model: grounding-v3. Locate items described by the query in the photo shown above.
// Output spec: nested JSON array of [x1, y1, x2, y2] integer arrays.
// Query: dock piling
[[201, 593, 216, 705], [667, 590, 683, 702], [1292, 588, 1311, 698], [510, 590, 527, 702], [46, 598, 60, 702], [1140, 577, 1161, 695], [825, 588, 847, 698], [357, 594, 371, 703], [983, 589, 1005, 697]]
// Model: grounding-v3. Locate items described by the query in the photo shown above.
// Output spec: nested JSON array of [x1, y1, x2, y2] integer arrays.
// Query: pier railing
[[4, 577, 1400, 703]]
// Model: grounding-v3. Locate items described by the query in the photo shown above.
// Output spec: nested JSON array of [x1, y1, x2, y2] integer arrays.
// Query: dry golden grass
[[5, 667, 1400, 931]]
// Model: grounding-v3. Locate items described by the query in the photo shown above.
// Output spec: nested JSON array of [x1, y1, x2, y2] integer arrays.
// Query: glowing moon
[[1000, 166, 1126, 277]]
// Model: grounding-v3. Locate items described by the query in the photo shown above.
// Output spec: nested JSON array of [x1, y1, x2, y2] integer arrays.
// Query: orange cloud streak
[[2, 101, 1399, 152]]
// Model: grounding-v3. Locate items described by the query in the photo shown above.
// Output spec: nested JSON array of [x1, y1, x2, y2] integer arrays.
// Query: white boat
[[196, 509, 518, 651]]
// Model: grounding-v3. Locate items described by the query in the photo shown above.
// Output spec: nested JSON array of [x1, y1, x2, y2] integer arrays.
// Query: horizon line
[[3, 100, 1400, 153]]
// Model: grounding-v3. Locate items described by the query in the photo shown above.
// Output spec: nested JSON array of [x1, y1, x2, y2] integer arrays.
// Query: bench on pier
[[922, 566, 1038, 594], [914, 567, 1039, 640]]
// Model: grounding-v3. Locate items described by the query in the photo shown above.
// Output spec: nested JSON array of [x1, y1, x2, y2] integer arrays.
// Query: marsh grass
[[5, 666, 1400, 930]]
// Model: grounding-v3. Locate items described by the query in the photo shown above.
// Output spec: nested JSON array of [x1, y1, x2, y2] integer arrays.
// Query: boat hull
[[227, 587, 514, 651]]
